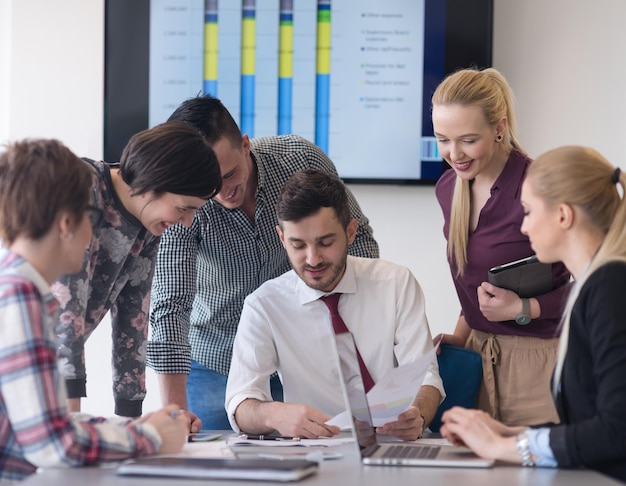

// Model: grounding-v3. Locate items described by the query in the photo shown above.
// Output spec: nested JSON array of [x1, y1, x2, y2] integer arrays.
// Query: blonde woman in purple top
[[0, 139, 188, 481], [432, 68, 570, 426]]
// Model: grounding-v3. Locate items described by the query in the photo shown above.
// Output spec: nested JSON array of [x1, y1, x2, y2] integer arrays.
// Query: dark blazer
[[551, 262, 626, 482]]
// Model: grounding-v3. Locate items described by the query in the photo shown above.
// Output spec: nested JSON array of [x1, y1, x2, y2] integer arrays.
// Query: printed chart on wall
[[149, 0, 435, 181]]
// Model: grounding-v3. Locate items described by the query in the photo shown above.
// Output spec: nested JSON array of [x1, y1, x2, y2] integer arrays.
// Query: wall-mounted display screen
[[104, 0, 493, 184]]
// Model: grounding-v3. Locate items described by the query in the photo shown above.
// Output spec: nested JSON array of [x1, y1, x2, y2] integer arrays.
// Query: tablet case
[[117, 456, 319, 482], [429, 344, 482, 433], [488, 255, 552, 298]]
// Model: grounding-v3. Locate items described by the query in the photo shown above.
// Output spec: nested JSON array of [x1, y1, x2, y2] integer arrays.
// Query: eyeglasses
[[86, 204, 103, 228]]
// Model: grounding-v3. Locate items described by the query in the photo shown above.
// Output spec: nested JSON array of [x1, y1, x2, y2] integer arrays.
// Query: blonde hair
[[432, 67, 524, 275], [525, 146, 626, 394]]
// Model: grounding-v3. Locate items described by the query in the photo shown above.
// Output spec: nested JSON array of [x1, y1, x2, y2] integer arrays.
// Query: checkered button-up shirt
[[148, 135, 379, 376]]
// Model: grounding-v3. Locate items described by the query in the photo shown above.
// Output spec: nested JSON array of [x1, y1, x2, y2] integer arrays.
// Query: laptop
[[333, 332, 494, 468], [116, 456, 318, 482]]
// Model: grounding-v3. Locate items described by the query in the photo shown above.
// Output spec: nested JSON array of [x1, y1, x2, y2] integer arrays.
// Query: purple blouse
[[435, 150, 571, 338]]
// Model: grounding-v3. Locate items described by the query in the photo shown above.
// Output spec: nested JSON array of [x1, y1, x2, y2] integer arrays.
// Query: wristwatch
[[515, 298, 531, 325], [515, 430, 535, 467]]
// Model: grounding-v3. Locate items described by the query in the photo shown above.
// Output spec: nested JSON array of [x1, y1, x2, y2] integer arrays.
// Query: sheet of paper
[[328, 345, 439, 427], [227, 436, 354, 448], [175, 441, 236, 458]]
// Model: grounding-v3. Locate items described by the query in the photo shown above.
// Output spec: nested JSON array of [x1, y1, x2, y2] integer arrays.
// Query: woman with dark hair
[[52, 121, 221, 424], [0, 139, 189, 482]]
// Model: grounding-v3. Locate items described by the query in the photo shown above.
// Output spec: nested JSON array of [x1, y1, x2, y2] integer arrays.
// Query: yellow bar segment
[[279, 24, 293, 77], [204, 23, 218, 80], [241, 18, 256, 75], [317, 22, 331, 74]]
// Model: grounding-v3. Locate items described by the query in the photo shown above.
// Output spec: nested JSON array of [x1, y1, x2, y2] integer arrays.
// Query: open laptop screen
[[332, 332, 494, 468], [333, 332, 378, 451]]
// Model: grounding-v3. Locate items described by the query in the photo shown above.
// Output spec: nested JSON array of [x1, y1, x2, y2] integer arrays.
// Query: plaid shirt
[[0, 249, 160, 481], [148, 135, 379, 376]]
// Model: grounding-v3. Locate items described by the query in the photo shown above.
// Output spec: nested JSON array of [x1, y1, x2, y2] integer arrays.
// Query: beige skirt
[[466, 329, 560, 426]]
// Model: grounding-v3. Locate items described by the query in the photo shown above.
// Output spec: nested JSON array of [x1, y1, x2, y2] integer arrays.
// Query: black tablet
[[488, 256, 552, 298]]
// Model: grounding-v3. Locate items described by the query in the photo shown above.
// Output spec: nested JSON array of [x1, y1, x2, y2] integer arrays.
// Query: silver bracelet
[[515, 431, 535, 467]]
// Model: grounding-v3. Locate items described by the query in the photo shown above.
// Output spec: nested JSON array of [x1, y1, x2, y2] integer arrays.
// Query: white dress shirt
[[225, 256, 444, 431]]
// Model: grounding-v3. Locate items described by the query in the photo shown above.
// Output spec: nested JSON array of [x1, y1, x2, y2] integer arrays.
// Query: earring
[[60, 232, 74, 241], [495, 134, 503, 142]]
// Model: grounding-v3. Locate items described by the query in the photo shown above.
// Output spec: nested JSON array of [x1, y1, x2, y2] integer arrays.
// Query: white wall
[[0, 0, 12, 138], [0, 0, 104, 156], [2, 0, 625, 417], [492, 0, 626, 163]]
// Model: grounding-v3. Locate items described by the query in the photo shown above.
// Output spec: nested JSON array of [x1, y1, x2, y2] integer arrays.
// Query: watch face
[[516, 315, 531, 325]]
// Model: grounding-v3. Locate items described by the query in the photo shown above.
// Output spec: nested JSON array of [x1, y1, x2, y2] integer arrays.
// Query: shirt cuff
[[137, 422, 162, 452], [527, 427, 557, 467], [116, 398, 143, 418], [65, 378, 87, 398]]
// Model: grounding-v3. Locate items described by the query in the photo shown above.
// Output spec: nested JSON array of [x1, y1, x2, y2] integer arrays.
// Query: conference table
[[20, 432, 622, 486]]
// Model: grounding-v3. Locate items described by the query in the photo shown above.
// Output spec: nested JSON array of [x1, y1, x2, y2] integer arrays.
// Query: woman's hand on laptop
[[440, 407, 528, 462]]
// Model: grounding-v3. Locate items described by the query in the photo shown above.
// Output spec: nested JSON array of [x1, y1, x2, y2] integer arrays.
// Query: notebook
[[116, 456, 318, 482], [333, 332, 494, 468]]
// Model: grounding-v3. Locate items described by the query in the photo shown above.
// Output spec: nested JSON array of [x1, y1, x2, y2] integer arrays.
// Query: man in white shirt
[[225, 169, 443, 440]]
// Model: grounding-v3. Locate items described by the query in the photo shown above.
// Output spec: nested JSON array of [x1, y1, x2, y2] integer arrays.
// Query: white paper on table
[[227, 436, 354, 448], [328, 345, 438, 427], [175, 441, 236, 458]]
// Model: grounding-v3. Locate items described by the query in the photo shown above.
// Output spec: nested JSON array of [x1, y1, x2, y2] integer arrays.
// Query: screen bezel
[[104, 0, 493, 185]]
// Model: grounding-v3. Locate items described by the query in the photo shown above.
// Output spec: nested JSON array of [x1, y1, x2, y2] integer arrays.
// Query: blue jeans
[[187, 360, 284, 430]]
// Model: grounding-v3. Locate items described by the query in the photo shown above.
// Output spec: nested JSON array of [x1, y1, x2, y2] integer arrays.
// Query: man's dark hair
[[168, 94, 242, 147], [276, 169, 351, 229]]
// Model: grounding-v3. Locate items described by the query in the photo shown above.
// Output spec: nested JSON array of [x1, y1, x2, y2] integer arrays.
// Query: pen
[[240, 434, 301, 442]]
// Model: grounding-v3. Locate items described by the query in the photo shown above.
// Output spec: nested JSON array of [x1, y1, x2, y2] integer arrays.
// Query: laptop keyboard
[[381, 445, 440, 459]]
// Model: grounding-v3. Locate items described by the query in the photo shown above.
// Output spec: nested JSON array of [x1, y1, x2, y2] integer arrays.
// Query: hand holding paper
[[328, 345, 438, 427]]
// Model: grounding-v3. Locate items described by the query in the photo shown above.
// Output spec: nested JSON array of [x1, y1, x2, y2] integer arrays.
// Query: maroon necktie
[[320, 293, 375, 392]]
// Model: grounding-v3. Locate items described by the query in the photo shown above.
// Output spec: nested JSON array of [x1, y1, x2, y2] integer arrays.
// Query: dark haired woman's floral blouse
[[52, 159, 160, 418]]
